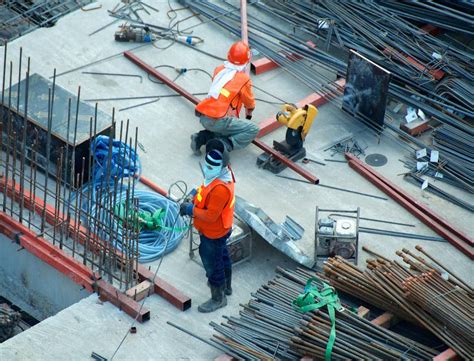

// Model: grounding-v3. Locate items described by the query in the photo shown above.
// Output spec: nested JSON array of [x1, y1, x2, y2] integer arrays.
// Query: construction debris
[[234, 196, 312, 267]]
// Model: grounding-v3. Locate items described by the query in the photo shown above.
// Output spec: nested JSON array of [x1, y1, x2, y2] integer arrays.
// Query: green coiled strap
[[292, 277, 343, 361]]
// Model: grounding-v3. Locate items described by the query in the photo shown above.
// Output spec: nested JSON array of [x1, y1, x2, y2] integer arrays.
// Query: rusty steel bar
[[345, 153, 473, 259]]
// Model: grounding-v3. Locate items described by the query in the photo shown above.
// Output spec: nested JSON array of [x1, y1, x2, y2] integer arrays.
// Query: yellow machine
[[276, 104, 318, 145], [257, 103, 318, 173]]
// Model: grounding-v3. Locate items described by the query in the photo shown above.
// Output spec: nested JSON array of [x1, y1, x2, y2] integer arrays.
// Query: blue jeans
[[199, 231, 232, 287]]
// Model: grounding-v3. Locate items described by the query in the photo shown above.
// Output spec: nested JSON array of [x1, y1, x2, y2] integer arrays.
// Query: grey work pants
[[200, 115, 259, 150]]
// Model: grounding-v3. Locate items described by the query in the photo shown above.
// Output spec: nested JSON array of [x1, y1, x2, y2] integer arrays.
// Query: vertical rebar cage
[[1, 45, 140, 291]]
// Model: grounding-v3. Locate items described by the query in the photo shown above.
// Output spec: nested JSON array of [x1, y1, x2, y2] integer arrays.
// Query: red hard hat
[[227, 41, 251, 65]]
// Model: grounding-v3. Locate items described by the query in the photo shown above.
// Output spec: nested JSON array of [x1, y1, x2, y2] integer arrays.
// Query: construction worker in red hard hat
[[191, 41, 259, 155], [180, 139, 235, 313]]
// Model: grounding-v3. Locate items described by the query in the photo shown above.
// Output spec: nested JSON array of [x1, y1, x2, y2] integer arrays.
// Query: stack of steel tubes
[[322, 246, 473, 359], [210, 267, 437, 360]]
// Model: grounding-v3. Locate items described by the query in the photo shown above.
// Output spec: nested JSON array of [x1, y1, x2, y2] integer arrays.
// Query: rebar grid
[[1, 45, 139, 291]]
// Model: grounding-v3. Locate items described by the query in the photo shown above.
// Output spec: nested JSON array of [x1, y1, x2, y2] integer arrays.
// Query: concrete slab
[[0, 0, 472, 359]]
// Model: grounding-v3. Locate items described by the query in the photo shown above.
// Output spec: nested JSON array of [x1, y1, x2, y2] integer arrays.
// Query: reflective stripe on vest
[[195, 66, 250, 119], [193, 179, 235, 229]]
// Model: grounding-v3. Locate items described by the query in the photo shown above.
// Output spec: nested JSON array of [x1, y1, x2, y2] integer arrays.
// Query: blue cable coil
[[79, 136, 186, 262]]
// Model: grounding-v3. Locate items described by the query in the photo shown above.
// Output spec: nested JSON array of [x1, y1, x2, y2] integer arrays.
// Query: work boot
[[191, 131, 216, 155], [190, 133, 204, 156], [218, 137, 233, 152], [224, 268, 232, 296], [198, 284, 227, 313]]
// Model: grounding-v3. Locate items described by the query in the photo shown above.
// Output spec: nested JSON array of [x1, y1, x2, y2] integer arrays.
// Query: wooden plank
[[357, 306, 370, 319], [126, 280, 153, 301], [371, 312, 398, 329]]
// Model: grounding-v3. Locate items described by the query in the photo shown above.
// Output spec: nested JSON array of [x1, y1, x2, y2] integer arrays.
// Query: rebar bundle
[[210, 267, 437, 360], [323, 247, 473, 359], [0, 0, 92, 45]]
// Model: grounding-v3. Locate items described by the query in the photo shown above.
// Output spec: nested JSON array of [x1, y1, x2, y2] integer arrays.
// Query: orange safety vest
[[193, 178, 235, 238], [195, 65, 250, 119]]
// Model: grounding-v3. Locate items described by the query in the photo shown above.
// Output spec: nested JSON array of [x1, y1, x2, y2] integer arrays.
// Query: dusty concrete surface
[[0, 0, 472, 359]]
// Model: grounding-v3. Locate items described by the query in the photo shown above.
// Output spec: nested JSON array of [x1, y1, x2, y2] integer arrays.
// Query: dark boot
[[191, 130, 215, 156], [198, 284, 227, 313], [218, 137, 233, 152], [190, 133, 204, 156], [224, 268, 232, 296]]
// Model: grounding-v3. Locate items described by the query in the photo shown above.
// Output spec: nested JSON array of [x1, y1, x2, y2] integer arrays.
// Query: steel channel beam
[[123, 51, 319, 184], [345, 154, 473, 259], [0, 213, 151, 322], [0, 175, 191, 311], [346, 153, 473, 246], [96, 279, 150, 323], [137, 264, 191, 311]]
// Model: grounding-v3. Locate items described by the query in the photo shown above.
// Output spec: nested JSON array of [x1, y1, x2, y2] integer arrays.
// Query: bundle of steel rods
[[322, 246, 473, 359], [210, 267, 437, 360], [0, 0, 92, 44], [380, 1, 474, 36]]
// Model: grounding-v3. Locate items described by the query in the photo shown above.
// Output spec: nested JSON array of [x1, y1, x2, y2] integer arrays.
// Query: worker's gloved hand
[[179, 202, 194, 217], [245, 108, 254, 120], [185, 188, 197, 203]]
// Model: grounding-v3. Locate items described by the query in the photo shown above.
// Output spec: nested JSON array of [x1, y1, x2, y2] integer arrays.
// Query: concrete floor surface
[[0, 1, 472, 359]]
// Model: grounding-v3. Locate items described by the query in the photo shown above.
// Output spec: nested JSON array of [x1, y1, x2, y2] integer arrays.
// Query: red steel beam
[[345, 154, 473, 259], [0, 212, 150, 322], [124, 51, 319, 184], [251, 41, 316, 75], [137, 264, 191, 311], [138, 175, 168, 196], [96, 279, 150, 322], [420, 24, 443, 37], [0, 176, 191, 310], [257, 78, 346, 138], [345, 153, 473, 246], [383, 47, 444, 80]]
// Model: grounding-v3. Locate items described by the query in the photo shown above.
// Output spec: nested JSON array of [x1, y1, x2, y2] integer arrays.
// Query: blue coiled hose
[[80, 136, 187, 262]]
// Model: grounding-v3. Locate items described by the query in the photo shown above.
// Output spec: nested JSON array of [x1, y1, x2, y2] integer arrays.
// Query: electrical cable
[[79, 136, 188, 262]]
